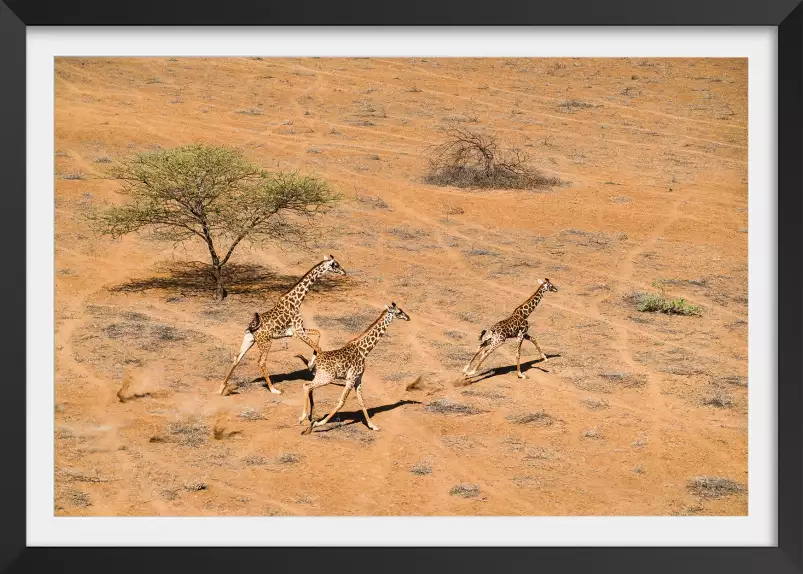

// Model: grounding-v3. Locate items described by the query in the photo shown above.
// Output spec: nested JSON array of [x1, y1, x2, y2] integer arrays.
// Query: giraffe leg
[[295, 328, 321, 351], [354, 377, 378, 431], [525, 333, 548, 362], [299, 370, 331, 424], [257, 345, 282, 395], [516, 334, 527, 379], [311, 380, 354, 429], [218, 330, 255, 395], [462, 348, 483, 376], [465, 340, 505, 377]]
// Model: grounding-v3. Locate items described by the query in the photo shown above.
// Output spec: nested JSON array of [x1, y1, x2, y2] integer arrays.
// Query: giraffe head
[[539, 278, 559, 293], [385, 302, 410, 321], [322, 254, 347, 276]]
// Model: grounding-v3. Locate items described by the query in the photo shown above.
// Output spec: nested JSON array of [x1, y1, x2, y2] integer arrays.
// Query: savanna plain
[[54, 57, 748, 517]]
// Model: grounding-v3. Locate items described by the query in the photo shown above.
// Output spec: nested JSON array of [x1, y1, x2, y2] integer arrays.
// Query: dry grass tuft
[[449, 484, 480, 498], [426, 399, 484, 415], [687, 476, 745, 499]]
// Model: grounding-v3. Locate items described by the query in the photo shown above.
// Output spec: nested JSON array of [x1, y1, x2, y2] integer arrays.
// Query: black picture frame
[[1, 1, 800, 573]]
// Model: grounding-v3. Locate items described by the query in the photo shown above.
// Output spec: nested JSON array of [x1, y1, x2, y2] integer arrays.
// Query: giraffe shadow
[[312, 399, 422, 430], [223, 368, 314, 395], [467, 354, 561, 383]]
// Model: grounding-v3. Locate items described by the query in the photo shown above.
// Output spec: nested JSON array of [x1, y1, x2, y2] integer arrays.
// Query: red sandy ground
[[54, 57, 747, 516]]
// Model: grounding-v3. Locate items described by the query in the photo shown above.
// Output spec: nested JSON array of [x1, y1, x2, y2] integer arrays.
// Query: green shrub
[[636, 292, 702, 316]]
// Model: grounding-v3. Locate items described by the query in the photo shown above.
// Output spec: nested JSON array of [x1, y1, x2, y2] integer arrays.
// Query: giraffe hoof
[[269, 387, 283, 395], [368, 423, 380, 431], [517, 373, 528, 379], [541, 356, 549, 362]]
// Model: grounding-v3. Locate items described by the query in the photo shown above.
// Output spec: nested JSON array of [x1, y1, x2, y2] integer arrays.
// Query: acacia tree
[[91, 144, 339, 300]]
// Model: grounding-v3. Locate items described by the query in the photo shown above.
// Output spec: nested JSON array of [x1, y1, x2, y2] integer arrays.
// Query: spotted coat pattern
[[217, 255, 346, 395], [462, 278, 559, 379], [298, 303, 410, 432]]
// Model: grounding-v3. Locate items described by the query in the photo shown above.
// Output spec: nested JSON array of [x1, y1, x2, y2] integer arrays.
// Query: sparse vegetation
[[506, 411, 553, 426], [236, 107, 263, 116], [89, 144, 339, 299], [410, 462, 432, 476], [701, 390, 734, 408], [168, 417, 209, 447], [583, 398, 610, 410], [426, 399, 483, 415], [636, 292, 702, 316], [278, 452, 301, 464], [183, 478, 208, 491], [239, 407, 265, 421], [558, 99, 595, 113], [424, 127, 564, 190], [687, 476, 745, 499], [450, 484, 480, 498]]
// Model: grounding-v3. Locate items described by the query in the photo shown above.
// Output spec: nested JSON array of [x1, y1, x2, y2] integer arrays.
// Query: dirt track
[[55, 57, 747, 516]]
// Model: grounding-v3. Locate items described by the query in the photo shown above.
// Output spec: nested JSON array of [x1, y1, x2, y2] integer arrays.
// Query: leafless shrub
[[424, 127, 565, 190]]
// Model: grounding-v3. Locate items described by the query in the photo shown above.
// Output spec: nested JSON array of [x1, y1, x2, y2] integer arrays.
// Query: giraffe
[[462, 278, 558, 380], [216, 255, 347, 396], [296, 302, 410, 433]]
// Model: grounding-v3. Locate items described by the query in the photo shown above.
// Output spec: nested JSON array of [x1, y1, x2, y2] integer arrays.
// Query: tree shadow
[[466, 354, 561, 384], [109, 260, 349, 299], [312, 399, 422, 430]]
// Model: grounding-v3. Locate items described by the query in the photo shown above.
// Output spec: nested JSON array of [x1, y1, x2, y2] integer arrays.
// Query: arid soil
[[54, 57, 748, 516]]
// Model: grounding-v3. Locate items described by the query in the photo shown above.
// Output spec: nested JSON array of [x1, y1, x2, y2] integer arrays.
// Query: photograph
[[54, 56, 748, 518]]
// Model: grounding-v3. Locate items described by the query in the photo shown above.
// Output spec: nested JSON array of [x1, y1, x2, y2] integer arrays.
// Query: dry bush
[[424, 127, 564, 190]]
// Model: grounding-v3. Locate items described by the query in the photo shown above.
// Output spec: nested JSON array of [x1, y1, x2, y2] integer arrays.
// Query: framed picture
[[2, 0, 800, 572]]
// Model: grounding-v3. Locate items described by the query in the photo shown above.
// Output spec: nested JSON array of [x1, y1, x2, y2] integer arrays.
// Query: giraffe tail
[[295, 351, 318, 370], [478, 329, 487, 342]]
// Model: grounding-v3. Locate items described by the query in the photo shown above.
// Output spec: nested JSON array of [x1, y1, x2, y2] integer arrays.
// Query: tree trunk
[[212, 264, 227, 300]]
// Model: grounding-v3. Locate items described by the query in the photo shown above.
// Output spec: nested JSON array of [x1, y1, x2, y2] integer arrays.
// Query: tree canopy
[[91, 144, 339, 299]]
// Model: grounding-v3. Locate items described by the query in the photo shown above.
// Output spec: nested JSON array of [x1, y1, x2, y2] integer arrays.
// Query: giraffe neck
[[515, 285, 546, 318], [355, 310, 393, 358], [281, 262, 327, 310]]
